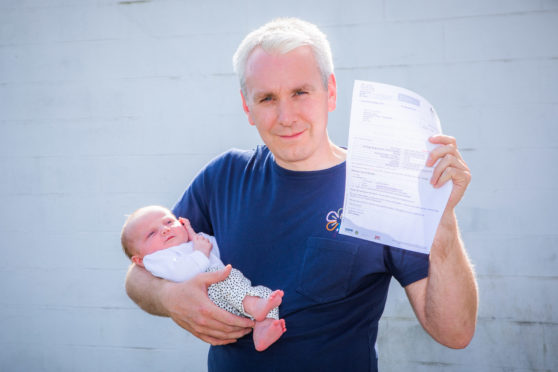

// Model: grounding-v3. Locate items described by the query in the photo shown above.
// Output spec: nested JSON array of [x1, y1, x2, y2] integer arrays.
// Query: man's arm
[[125, 263, 254, 345], [405, 135, 478, 349]]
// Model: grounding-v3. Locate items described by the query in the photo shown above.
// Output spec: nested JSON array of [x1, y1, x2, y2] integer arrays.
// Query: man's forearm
[[125, 263, 171, 317], [424, 210, 478, 348]]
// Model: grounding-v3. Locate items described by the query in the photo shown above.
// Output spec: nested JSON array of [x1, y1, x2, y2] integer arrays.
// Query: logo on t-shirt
[[325, 208, 343, 235]]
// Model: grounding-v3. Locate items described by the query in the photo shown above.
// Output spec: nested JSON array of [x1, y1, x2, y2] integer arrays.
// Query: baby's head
[[121, 205, 190, 267]]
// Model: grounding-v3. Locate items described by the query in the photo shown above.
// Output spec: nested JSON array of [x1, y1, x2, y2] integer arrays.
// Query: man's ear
[[131, 256, 144, 268], [327, 73, 337, 112], [240, 90, 256, 126]]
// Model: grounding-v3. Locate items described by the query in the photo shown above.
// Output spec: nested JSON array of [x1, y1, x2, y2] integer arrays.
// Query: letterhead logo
[[325, 208, 343, 235]]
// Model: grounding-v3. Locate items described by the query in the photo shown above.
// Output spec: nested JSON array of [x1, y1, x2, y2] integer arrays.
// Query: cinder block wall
[[1, 1, 556, 371]]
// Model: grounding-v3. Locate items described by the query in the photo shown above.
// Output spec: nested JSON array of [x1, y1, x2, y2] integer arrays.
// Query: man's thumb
[[206, 264, 232, 285]]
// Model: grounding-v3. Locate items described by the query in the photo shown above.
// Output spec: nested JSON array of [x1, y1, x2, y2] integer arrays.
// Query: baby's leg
[[206, 266, 245, 317], [208, 267, 282, 321], [243, 290, 284, 322], [253, 318, 287, 352]]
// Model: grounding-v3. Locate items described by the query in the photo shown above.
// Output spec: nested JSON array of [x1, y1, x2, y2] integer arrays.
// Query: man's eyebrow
[[293, 84, 316, 92], [252, 91, 274, 101], [252, 84, 317, 100]]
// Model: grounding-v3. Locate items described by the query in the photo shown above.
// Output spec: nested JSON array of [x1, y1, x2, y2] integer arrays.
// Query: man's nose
[[277, 100, 296, 126]]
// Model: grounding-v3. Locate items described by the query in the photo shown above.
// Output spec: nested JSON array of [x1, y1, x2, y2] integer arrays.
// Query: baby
[[121, 205, 286, 351]]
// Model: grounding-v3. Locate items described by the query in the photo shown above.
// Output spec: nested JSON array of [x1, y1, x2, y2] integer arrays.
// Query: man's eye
[[259, 96, 272, 103], [295, 90, 307, 96]]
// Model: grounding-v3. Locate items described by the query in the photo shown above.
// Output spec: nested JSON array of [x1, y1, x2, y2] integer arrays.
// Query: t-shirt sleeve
[[384, 245, 430, 287], [172, 160, 216, 236], [172, 149, 252, 239]]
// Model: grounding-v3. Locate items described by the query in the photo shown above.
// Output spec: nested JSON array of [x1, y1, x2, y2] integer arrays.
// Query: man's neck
[[275, 142, 347, 172]]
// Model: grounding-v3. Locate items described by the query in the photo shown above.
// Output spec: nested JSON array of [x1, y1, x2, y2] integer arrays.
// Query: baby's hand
[[193, 234, 212, 258], [179, 217, 197, 242], [179, 217, 191, 229]]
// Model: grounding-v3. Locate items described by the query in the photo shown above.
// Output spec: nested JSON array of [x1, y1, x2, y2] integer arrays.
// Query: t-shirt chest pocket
[[296, 237, 358, 303]]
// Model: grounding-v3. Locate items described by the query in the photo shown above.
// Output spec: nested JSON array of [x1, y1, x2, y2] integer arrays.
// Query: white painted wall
[[1, 1, 556, 371]]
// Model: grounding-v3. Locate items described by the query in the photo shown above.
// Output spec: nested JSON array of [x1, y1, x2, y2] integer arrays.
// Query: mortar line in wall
[[476, 274, 558, 280], [336, 56, 558, 72], [383, 316, 558, 327], [1, 56, 557, 87], [0, 303, 155, 312], [327, 8, 558, 27], [0, 340, 180, 351], [0, 56, 556, 87], [476, 317, 558, 326]]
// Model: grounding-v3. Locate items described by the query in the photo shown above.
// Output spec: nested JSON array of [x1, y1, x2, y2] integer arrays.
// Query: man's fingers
[[187, 301, 254, 338], [178, 311, 253, 339], [200, 335, 238, 346], [164, 271, 254, 346], [426, 135, 471, 198], [429, 134, 456, 146], [199, 264, 232, 285], [194, 321, 253, 341], [427, 144, 464, 167], [195, 332, 236, 346], [168, 286, 253, 344], [430, 154, 468, 186], [434, 167, 455, 188], [173, 315, 250, 345], [205, 300, 254, 328]]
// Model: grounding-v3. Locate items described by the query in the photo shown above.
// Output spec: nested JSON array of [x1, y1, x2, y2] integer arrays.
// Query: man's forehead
[[244, 46, 322, 97], [245, 45, 315, 73]]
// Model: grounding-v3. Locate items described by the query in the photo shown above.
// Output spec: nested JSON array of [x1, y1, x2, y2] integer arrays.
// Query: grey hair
[[232, 18, 334, 97]]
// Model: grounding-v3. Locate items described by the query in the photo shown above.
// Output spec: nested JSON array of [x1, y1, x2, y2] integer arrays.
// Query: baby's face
[[129, 207, 190, 258]]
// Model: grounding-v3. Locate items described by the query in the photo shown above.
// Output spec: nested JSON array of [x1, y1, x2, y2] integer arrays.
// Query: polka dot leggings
[[206, 266, 279, 320]]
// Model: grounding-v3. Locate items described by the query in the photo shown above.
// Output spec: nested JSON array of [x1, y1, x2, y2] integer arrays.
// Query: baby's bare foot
[[243, 290, 284, 321], [253, 318, 287, 352]]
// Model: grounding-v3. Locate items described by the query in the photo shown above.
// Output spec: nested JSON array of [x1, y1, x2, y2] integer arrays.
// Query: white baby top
[[142, 233, 224, 282]]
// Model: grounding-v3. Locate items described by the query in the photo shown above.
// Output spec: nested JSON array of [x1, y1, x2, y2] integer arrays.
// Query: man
[[125, 18, 478, 371]]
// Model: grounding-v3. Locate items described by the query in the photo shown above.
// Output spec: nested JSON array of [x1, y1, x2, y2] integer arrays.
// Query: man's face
[[241, 46, 337, 171], [129, 207, 190, 260]]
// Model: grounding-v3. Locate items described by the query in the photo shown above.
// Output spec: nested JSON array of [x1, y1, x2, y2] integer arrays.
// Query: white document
[[339, 80, 452, 254]]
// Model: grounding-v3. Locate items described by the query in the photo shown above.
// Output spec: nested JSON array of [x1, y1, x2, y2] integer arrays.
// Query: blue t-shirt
[[173, 146, 429, 372]]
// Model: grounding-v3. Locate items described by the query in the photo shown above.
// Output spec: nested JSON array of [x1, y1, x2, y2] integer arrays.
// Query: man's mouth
[[280, 130, 305, 139]]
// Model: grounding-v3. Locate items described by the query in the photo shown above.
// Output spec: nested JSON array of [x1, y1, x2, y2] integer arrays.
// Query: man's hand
[[160, 264, 254, 345], [427, 134, 471, 212], [406, 134, 477, 349], [126, 263, 254, 345], [428, 134, 472, 252]]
